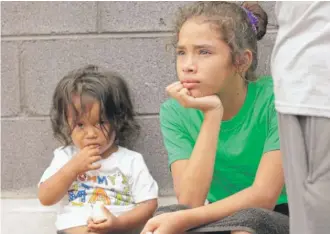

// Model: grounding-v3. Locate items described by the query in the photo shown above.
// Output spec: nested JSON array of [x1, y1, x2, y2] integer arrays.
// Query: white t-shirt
[[39, 146, 159, 231], [271, 2, 330, 118]]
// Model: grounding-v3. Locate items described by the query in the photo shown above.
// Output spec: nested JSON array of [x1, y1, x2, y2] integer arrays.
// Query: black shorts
[[273, 203, 289, 216]]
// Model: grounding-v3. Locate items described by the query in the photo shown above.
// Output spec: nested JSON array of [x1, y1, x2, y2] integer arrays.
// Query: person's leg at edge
[[299, 115, 330, 233], [278, 113, 330, 234], [278, 113, 308, 233]]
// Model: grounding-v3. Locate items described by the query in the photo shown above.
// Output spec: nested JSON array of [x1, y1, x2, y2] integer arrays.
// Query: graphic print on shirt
[[68, 169, 133, 207]]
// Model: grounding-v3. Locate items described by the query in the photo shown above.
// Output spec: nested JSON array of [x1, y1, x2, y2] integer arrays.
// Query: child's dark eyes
[[77, 122, 84, 128], [74, 120, 108, 130], [100, 119, 109, 124], [176, 50, 185, 56], [97, 120, 108, 127]]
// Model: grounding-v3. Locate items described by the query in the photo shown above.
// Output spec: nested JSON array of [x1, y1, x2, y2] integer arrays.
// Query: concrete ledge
[[1, 196, 177, 234]]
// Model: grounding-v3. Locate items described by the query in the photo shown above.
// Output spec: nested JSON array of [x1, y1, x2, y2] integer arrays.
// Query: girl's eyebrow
[[176, 44, 216, 50]]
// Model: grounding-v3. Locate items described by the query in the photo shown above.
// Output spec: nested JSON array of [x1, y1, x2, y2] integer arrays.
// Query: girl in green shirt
[[142, 2, 288, 234]]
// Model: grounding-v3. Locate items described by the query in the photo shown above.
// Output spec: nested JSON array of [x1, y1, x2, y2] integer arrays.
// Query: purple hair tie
[[241, 7, 259, 33]]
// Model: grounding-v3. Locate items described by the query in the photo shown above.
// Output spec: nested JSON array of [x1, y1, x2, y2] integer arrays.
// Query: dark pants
[[217, 203, 289, 234]]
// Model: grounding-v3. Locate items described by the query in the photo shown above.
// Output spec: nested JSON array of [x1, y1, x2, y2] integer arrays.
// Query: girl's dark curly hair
[[50, 65, 140, 146]]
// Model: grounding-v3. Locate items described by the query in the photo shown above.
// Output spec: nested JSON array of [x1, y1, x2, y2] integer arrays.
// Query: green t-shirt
[[160, 76, 287, 205]]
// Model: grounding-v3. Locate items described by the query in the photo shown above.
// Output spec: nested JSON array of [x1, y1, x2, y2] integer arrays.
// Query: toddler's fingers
[[88, 148, 101, 157], [91, 156, 102, 163], [87, 217, 94, 225], [89, 162, 101, 170]]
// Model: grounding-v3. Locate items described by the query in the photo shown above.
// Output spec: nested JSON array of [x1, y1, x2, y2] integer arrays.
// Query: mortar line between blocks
[[17, 42, 26, 115], [1, 32, 174, 41], [96, 1, 101, 33]]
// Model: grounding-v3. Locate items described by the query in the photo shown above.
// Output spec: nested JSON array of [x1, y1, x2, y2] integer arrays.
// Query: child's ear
[[235, 49, 253, 73]]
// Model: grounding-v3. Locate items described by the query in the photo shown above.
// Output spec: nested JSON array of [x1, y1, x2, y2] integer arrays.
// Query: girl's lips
[[183, 82, 199, 89], [182, 79, 200, 84]]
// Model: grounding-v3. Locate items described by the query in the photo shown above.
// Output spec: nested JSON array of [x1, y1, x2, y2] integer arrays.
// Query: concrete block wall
[[1, 1, 278, 233]]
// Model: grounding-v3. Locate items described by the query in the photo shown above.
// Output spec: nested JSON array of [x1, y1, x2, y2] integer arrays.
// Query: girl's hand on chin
[[166, 81, 223, 115]]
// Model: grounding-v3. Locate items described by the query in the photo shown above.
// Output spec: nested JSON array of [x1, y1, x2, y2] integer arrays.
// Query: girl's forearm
[[177, 110, 222, 207], [179, 186, 276, 231]]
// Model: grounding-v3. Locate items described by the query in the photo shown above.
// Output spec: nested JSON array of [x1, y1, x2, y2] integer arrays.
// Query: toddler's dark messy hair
[[50, 65, 140, 146]]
